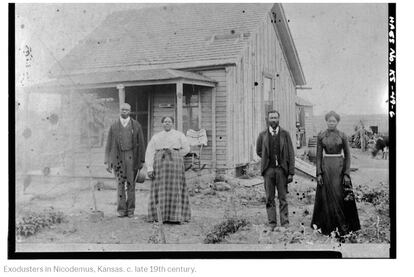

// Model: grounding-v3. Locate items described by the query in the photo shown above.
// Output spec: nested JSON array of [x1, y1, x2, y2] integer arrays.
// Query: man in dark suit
[[105, 103, 145, 218], [256, 110, 295, 230]]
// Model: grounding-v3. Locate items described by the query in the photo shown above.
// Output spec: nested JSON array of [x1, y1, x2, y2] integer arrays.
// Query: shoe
[[265, 223, 277, 232], [127, 214, 134, 218], [164, 221, 180, 224], [275, 226, 287, 232]]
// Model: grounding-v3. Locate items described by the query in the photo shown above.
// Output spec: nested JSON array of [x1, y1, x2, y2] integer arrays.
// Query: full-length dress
[[311, 129, 360, 235], [145, 129, 191, 222]]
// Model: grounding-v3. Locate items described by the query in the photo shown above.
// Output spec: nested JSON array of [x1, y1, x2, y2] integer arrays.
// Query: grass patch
[[16, 208, 66, 238], [344, 182, 390, 243], [355, 182, 389, 216], [204, 217, 248, 244]]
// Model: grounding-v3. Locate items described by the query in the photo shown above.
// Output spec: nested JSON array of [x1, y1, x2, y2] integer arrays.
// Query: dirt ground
[[15, 147, 390, 250]]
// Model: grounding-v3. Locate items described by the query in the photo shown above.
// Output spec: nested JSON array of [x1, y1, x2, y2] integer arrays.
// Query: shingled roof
[[52, 3, 305, 85], [53, 4, 269, 74]]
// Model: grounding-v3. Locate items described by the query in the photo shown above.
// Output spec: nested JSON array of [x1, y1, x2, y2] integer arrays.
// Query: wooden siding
[[226, 12, 297, 168], [198, 87, 213, 169], [197, 69, 228, 171]]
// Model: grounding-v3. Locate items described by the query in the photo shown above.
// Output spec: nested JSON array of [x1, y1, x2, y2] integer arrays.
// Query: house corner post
[[176, 81, 183, 132], [211, 87, 217, 172], [117, 84, 125, 108]]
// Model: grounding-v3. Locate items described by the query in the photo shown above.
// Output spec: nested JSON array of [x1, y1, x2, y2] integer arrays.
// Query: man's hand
[[148, 171, 154, 179], [317, 174, 323, 186], [287, 175, 293, 184], [105, 163, 112, 173]]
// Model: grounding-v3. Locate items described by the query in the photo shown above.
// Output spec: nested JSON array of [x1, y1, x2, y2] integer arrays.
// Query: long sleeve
[[342, 133, 351, 177], [145, 136, 156, 172], [286, 131, 295, 175], [256, 133, 263, 158], [316, 132, 323, 176], [104, 125, 113, 165], [136, 122, 146, 167]]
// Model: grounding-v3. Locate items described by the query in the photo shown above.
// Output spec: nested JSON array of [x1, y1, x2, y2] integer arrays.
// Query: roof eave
[[24, 76, 217, 92], [271, 4, 306, 86], [50, 58, 238, 79]]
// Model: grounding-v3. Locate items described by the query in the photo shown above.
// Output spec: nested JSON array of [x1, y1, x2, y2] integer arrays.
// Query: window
[[263, 75, 274, 115], [183, 87, 200, 132]]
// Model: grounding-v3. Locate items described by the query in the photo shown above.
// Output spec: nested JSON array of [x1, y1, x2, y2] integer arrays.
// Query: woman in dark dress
[[311, 111, 360, 235]]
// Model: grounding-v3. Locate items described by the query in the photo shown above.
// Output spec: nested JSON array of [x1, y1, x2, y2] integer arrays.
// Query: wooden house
[[24, 3, 306, 178]]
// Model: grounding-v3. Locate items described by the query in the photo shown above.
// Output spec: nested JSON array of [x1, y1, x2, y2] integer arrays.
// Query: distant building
[[295, 96, 315, 147], [313, 114, 388, 136]]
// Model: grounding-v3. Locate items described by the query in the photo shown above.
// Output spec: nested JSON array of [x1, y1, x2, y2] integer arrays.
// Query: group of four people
[[105, 103, 360, 236]]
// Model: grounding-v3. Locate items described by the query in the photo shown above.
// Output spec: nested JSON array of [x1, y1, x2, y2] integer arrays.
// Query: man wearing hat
[[105, 103, 146, 217]]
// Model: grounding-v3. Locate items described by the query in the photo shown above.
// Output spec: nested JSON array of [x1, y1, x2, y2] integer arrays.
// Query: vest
[[269, 131, 281, 168], [119, 121, 133, 151]]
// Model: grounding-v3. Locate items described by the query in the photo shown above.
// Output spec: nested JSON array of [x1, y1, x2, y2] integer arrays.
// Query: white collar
[[120, 116, 130, 127], [269, 126, 279, 135]]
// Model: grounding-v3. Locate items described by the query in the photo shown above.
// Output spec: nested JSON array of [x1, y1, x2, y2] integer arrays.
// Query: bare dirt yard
[[15, 148, 390, 256]]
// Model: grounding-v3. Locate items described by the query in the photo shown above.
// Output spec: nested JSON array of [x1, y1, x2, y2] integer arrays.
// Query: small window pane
[[183, 89, 200, 131]]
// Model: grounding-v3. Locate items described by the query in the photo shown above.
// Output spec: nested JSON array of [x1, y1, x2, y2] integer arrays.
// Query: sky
[[283, 3, 388, 115], [15, 3, 388, 115]]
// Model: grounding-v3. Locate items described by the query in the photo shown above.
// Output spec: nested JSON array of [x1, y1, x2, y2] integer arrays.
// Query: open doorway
[[125, 86, 151, 146]]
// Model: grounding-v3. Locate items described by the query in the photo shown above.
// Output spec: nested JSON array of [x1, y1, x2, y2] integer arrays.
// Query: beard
[[269, 121, 279, 129]]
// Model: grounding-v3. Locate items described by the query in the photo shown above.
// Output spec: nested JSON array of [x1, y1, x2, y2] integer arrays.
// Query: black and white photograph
[[10, 1, 399, 262]]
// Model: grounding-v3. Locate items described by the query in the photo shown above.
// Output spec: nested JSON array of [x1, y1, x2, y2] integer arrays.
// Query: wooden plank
[[226, 66, 235, 168], [176, 81, 183, 132], [197, 89, 202, 128], [240, 56, 247, 164], [211, 87, 217, 171], [295, 157, 316, 178], [117, 84, 125, 108], [234, 64, 239, 164], [200, 69, 227, 171]]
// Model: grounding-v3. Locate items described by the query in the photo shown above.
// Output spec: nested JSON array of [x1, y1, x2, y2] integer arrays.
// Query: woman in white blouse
[[145, 116, 191, 223]]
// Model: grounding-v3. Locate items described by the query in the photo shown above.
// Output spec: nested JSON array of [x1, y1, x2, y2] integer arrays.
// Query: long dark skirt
[[148, 149, 191, 223], [311, 156, 360, 235]]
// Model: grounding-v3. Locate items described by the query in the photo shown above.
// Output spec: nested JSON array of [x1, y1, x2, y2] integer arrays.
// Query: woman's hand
[[148, 171, 154, 179], [317, 174, 323, 186], [344, 175, 351, 187], [105, 162, 112, 173]]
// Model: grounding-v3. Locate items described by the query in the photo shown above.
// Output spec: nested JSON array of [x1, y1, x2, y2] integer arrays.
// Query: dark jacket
[[256, 127, 295, 176], [104, 118, 145, 171]]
